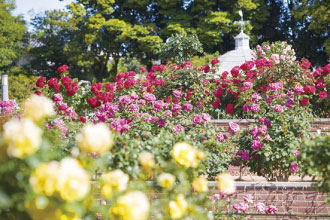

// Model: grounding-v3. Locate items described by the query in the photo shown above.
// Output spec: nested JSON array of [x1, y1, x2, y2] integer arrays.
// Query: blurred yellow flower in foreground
[[192, 176, 208, 193], [138, 151, 155, 169], [3, 118, 43, 159], [171, 142, 205, 168], [216, 173, 236, 195], [57, 158, 90, 202], [157, 173, 176, 189], [110, 191, 149, 220], [29, 158, 90, 202], [29, 161, 60, 196], [168, 194, 188, 219], [26, 198, 81, 220], [76, 123, 114, 154], [23, 94, 55, 122], [101, 169, 129, 198]]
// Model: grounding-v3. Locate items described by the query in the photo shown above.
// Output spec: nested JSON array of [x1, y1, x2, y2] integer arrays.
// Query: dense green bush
[[299, 135, 330, 202]]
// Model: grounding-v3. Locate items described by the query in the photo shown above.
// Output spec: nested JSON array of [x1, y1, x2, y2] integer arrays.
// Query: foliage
[[0, 0, 26, 74], [299, 135, 330, 202], [6, 74, 39, 103], [160, 33, 203, 64]]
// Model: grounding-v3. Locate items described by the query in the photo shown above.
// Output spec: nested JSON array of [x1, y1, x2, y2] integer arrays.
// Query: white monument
[[216, 10, 253, 76]]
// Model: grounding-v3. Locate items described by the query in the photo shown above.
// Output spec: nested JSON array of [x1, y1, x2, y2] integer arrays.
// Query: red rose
[[34, 90, 42, 95], [300, 59, 311, 69], [203, 65, 210, 73], [240, 61, 254, 71], [87, 97, 101, 108], [139, 66, 147, 73], [80, 116, 87, 123], [230, 66, 240, 77], [56, 64, 69, 75], [66, 85, 78, 96], [214, 88, 223, 98], [323, 64, 330, 73], [36, 77, 46, 88], [61, 76, 73, 87], [300, 98, 309, 106], [105, 83, 115, 92], [211, 58, 220, 66], [226, 104, 234, 114], [212, 100, 220, 109], [319, 91, 328, 99], [185, 90, 193, 101]]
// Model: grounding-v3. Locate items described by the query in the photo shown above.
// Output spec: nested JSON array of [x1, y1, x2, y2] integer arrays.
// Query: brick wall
[[210, 182, 330, 219]]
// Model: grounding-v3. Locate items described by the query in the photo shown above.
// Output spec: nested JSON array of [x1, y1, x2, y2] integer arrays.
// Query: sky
[[13, 0, 72, 24]]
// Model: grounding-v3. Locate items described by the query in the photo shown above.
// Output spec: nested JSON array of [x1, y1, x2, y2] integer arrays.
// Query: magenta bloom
[[265, 205, 277, 214], [250, 104, 260, 113], [258, 125, 267, 136], [293, 85, 304, 95], [251, 140, 263, 150], [290, 162, 299, 173], [243, 81, 253, 90], [243, 104, 250, 113], [273, 104, 284, 113], [164, 110, 172, 118], [228, 122, 240, 133], [319, 91, 328, 99], [193, 114, 203, 124], [171, 104, 181, 113], [183, 103, 193, 111], [251, 92, 262, 102], [118, 95, 133, 105], [240, 151, 250, 161], [138, 99, 146, 106], [175, 125, 184, 133], [294, 151, 300, 157], [216, 132, 227, 142], [254, 202, 266, 213], [250, 127, 258, 138], [53, 93, 63, 102], [142, 92, 156, 103], [201, 113, 211, 122], [232, 202, 249, 213], [129, 104, 139, 113], [172, 90, 182, 98], [154, 100, 166, 111]]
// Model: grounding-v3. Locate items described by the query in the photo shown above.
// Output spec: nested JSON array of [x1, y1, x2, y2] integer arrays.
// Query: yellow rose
[[26, 198, 81, 220], [192, 176, 208, 193], [23, 94, 55, 122], [29, 161, 60, 196], [138, 151, 155, 169], [168, 194, 188, 219], [216, 173, 236, 195], [3, 118, 43, 159], [76, 123, 114, 154], [170, 142, 205, 168], [101, 169, 129, 198], [157, 173, 176, 189], [110, 191, 149, 220], [57, 158, 90, 202]]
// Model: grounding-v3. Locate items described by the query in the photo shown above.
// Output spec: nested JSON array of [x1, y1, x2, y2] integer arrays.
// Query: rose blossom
[[164, 110, 172, 118], [290, 162, 299, 173], [273, 104, 284, 113], [201, 113, 211, 122], [193, 114, 202, 124], [129, 104, 139, 113], [232, 202, 249, 213], [265, 205, 277, 214], [251, 92, 262, 102], [258, 125, 267, 136], [53, 93, 63, 102], [172, 90, 182, 98], [228, 122, 240, 133], [216, 133, 226, 142], [240, 151, 250, 161], [175, 125, 184, 133], [183, 103, 193, 111], [254, 202, 266, 213], [250, 104, 260, 113], [251, 140, 263, 150], [250, 127, 258, 138]]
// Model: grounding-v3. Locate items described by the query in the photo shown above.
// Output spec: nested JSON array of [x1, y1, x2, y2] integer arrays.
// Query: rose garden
[[0, 0, 330, 219]]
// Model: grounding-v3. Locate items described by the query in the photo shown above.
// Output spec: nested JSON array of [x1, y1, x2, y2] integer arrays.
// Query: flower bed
[[0, 41, 329, 219]]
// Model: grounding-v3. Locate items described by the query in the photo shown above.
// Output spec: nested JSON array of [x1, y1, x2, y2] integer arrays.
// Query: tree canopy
[[0, 0, 25, 74]]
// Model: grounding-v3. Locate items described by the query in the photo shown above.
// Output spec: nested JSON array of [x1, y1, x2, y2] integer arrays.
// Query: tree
[[0, 0, 25, 74]]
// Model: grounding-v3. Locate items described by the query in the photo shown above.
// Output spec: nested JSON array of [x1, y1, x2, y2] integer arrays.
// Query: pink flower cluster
[[228, 122, 240, 134], [0, 100, 16, 115], [232, 194, 277, 214]]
